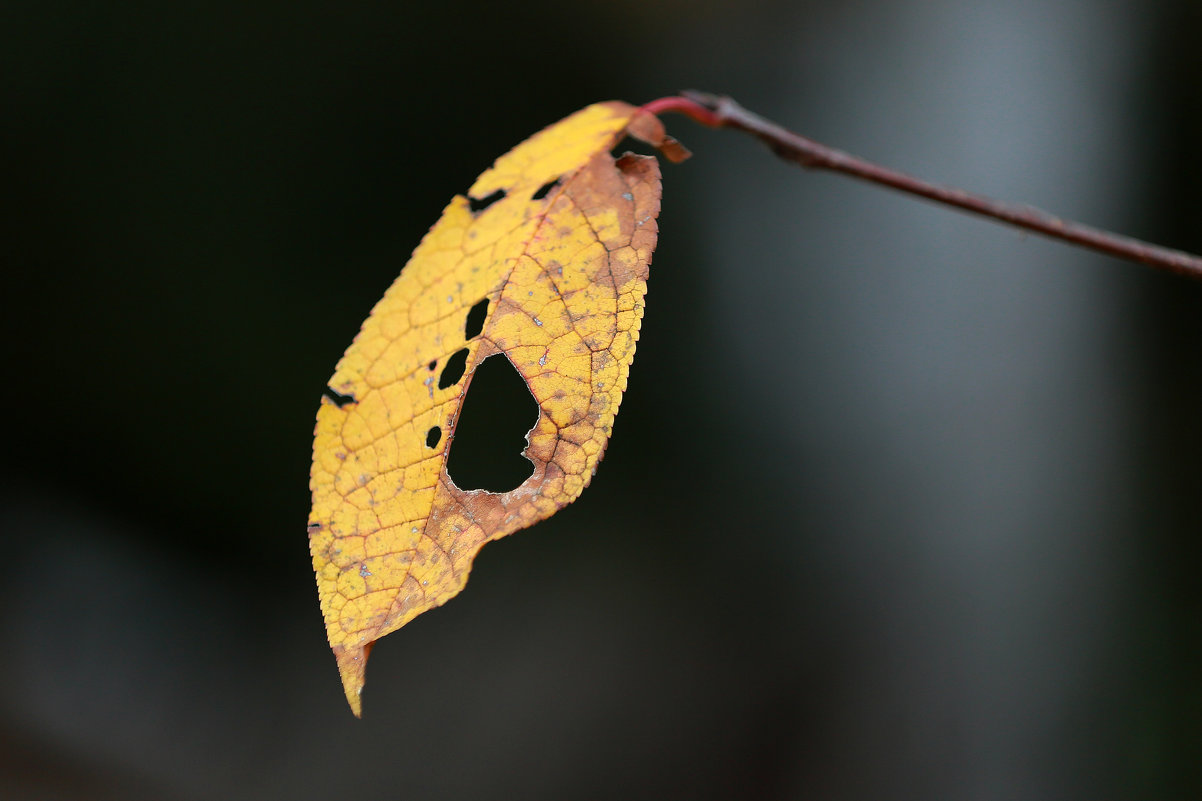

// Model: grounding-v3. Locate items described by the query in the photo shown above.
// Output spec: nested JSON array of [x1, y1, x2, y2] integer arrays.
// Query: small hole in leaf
[[609, 137, 653, 160], [438, 348, 469, 389], [426, 426, 441, 448], [446, 354, 537, 493], [427, 359, 437, 371], [322, 386, 356, 408], [468, 188, 505, 213], [464, 298, 488, 340], [531, 179, 559, 200]]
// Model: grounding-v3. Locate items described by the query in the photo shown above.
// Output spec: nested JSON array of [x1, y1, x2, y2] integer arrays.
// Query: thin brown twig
[[639, 92, 1202, 281]]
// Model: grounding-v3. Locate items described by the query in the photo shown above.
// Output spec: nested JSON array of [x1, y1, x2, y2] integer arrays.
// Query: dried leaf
[[308, 101, 687, 715]]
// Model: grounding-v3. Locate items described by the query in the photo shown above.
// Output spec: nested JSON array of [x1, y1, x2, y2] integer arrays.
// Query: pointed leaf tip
[[335, 644, 369, 717]]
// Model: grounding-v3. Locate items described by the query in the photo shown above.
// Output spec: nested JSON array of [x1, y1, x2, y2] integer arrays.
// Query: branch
[[640, 92, 1202, 281]]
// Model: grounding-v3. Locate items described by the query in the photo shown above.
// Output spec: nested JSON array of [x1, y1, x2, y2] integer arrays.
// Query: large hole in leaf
[[468, 188, 505, 213], [464, 298, 488, 340], [446, 354, 537, 493], [438, 348, 469, 389]]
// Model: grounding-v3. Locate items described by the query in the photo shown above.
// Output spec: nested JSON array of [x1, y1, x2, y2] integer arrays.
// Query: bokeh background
[[3, 0, 1200, 799]]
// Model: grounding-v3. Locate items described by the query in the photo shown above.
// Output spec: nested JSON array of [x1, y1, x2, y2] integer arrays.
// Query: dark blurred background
[[2, 1, 1200, 799]]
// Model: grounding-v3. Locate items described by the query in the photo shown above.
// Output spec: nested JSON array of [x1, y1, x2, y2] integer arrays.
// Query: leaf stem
[[640, 91, 1202, 281]]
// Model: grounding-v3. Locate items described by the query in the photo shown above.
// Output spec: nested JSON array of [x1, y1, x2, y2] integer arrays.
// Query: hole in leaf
[[446, 354, 537, 493], [464, 298, 488, 340], [322, 386, 356, 408], [609, 136, 653, 160], [425, 426, 441, 448], [427, 359, 437, 371], [531, 179, 559, 200], [438, 348, 469, 389], [468, 188, 505, 213]]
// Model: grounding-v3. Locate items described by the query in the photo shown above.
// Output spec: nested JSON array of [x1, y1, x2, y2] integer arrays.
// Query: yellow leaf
[[308, 101, 687, 715]]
